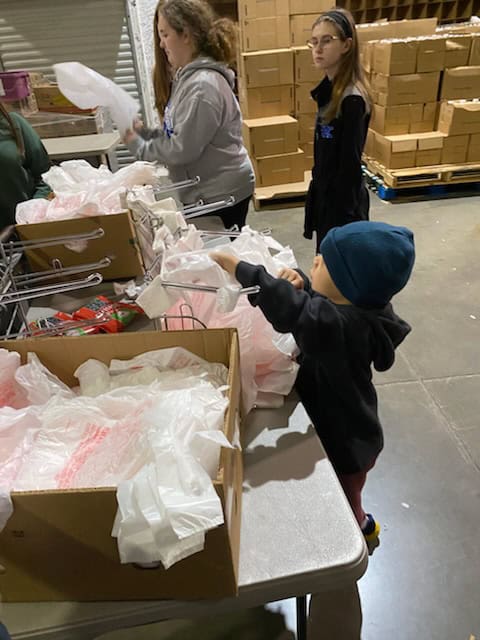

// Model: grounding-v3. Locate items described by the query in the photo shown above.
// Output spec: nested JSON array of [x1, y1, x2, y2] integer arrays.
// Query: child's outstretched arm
[[211, 253, 338, 352]]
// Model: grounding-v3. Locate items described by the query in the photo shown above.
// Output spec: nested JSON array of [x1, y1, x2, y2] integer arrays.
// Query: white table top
[[1, 396, 368, 640], [43, 133, 121, 160]]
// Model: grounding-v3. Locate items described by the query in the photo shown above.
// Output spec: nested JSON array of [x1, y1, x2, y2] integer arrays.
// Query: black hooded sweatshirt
[[235, 261, 411, 474]]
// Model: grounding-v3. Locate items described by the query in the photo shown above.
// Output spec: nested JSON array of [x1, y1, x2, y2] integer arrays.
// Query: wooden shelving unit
[[209, 0, 479, 25], [338, 0, 479, 25]]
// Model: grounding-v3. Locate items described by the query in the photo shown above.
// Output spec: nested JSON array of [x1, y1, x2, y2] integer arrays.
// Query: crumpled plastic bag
[[14, 352, 74, 405], [16, 160, 160, 225], [54, 62, 138, 135], [74, 347, 228, 397], [0, 406, 42, 529], [0, 349, 28, 409], [138, 227, 300, 411], [112, 387, 229, 568]]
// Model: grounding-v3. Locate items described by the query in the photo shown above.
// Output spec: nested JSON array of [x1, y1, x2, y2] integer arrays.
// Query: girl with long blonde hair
[[304, 8, 371, 252]]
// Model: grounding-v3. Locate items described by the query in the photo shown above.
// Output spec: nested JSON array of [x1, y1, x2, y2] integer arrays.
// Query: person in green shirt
[[0, 101, 52, 231]]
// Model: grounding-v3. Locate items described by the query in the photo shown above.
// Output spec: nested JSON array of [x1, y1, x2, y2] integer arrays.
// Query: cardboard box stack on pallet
[[363, 19, 480, 171], [0, 69, 108, 138], [237, 0, 328, 191]]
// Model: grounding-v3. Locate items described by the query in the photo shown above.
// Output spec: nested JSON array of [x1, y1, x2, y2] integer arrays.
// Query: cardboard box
[[293, 46, 325, 84], [239, 49, 294, 88], [441, 134, 469, 164], [372, 71, 440, 105], [373, 131, 446, 169], [33, 84, 95, 114], [299, 142, 314, 170], [374, 131, 417, 168], [243, 115, 299, 157], [288, 0, 331, 14], [295, 82, 317, 114], [0, 328, 241, 602], [254, 148, 305, 186], [416, 148, 441, 166], [364, 128, 376, 157], [238, 0, 289, 21], [370, 102, 437, 135], [297, 112, 316, 143], [241, 16, 290, 51], [15, 212, 145, 281], [416, 36, 446, 73], [436, 22, 480, 36], [361, 40, 375, 74], [444, 35, 472, 68], [467, 132, 480, 162], [438, 101, 480, 135], [469, 35, 480, 66], [409, 102, 438, 133], [290, 14, 318, 47], [239, 84, 294, 118], [372, 39, 418, 75], [357, 18, 437, 46], [26, 108, 109, 139], [440, 67, 480, 102]]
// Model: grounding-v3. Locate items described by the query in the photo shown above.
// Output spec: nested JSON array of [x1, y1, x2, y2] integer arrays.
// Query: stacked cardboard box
[[238, 0, 290, 52], [238, 48, 294, 119], [242, 115, 304, 186], [289, 0, 333, 47], [237, 0, 331, 190], [365, 26, 480, 170], [438, 100, 480, 162], [293, 46, 324, 170]]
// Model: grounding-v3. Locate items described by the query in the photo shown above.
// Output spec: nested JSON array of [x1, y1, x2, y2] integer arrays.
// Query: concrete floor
[[248, 191, 480, 640]]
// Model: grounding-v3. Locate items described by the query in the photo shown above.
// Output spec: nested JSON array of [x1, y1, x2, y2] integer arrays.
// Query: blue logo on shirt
[[163, 101, 174, 138], [320, 124, 334, 139]]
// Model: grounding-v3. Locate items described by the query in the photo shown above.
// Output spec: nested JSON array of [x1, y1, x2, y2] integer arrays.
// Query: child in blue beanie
[[212, 220, 415, 553]]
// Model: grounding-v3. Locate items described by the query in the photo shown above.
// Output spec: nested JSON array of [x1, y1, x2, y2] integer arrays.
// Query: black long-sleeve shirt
[[304, 77, 370, 245], [236, 261, 411, 474]]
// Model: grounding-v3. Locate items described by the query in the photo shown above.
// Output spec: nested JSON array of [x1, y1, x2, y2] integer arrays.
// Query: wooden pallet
[[253, 171, 311, 211], [365, 157, 480, 189]]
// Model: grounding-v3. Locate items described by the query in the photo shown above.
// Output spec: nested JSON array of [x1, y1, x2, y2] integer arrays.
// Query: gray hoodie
[[127, 57, 255, 206]]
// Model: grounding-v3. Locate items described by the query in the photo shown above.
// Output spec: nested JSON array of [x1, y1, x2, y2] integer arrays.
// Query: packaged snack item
[[72, 295, 143, 333], [26, 311, 100, 337]]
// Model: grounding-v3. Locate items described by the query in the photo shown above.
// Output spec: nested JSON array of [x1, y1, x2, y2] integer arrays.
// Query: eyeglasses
[[307, 35, 340, 49]]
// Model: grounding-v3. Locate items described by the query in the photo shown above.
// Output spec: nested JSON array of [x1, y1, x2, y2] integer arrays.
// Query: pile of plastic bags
[[15, 160, 167, 224], [0, 347, 234, 568], [134, 220, 300, 412]]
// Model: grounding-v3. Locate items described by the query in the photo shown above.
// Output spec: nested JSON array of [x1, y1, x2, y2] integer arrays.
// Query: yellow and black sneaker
[[362, 513, 380, 555]]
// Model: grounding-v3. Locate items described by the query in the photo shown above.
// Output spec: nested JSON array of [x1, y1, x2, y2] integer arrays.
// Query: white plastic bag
[[54, 62, 139, 135]]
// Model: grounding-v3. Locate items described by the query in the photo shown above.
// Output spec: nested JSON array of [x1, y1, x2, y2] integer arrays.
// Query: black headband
[[321, 10, 353, 39]]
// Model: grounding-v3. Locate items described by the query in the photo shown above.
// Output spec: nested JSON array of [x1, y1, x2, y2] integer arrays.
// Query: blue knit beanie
[[319, 221, 415, 308]]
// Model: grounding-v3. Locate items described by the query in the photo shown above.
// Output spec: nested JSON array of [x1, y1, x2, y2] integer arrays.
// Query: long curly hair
[[313, 8, 371, 123], [0, 102, 24, 155], [153, 0, 237, 116]]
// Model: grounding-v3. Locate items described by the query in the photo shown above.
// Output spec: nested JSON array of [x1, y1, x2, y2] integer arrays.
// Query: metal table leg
[[296, 595, 307, 640]]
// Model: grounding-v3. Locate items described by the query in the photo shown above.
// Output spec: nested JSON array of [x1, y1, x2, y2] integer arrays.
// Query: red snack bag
[[72, 295, 143, 333]]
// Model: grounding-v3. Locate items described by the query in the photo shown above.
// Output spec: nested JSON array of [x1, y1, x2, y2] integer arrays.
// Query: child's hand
[[133, 118, 144, 133], [122, 129, 138, 144], [210, 252, 240, 276], [278, 267, 304, 290]]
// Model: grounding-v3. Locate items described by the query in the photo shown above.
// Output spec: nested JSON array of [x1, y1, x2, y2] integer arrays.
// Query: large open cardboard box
[[0, 328, 242, 602], [15, 211, 145, 282]]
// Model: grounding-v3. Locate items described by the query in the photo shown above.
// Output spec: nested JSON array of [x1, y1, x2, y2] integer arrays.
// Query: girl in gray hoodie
[[124, 0, 255, 229]]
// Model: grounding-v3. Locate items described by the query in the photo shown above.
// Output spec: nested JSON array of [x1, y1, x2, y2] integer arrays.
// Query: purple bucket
[[0, 71, 30, 102]]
